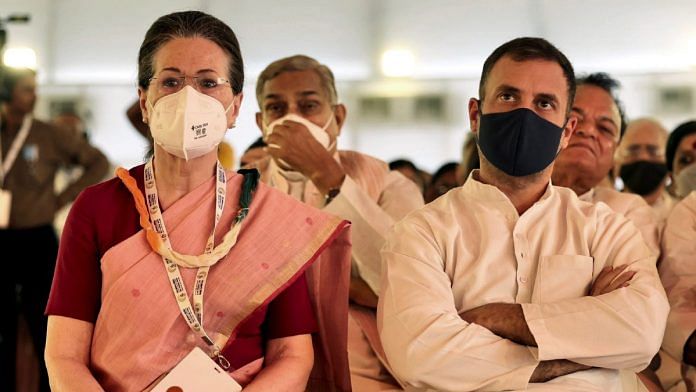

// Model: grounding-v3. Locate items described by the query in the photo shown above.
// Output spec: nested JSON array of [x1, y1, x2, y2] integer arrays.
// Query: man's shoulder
[[592, 187, 650, 215], [669, 191, 696, 222], [551, 184, 619, 220], [338, 150, 389, 174]]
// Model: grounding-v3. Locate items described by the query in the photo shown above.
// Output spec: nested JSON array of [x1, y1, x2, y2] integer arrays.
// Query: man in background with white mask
[[254, 54, 424, 390], [614, 118, 675, 224], [378, 37, 668, 391], [552, 73, 660, 254]]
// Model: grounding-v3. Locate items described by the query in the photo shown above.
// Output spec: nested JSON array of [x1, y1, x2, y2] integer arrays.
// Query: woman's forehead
[[152, 37, 229, 74]]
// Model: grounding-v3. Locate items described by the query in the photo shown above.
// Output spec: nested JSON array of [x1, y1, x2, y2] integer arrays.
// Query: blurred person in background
[[552, 72, 659, 255], [51, 111, 114, 236], [389, 158, 427, 195], [0, 66, 109, 392], [239, 136, 268, 169], [666, 121, 696, 200], [615, 118, 675, 224], [255, 54, 423, 390], [424, 161, 459, 203], [455, 132, 480, 184]]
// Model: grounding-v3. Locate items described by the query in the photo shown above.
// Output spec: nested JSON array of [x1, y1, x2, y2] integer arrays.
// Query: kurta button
[[519, 276, 528, 283]]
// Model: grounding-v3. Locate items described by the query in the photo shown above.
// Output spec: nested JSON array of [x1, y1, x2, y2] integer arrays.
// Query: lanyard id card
[[149, 346, 242, 392]]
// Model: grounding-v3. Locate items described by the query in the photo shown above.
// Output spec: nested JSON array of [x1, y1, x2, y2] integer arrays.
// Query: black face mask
[[619, 161, 668, 195], [477, 107, 564, 177]]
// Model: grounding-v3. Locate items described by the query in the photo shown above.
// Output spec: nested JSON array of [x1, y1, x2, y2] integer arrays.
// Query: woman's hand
[[242, 334, 314, 391]]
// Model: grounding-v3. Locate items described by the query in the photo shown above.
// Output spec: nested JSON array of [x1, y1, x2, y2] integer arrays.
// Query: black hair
[[0, 67, 36, 103], [666, 120, 696, 171], [389, 159, 419, 172], [244, 136, 267, 152], [479, 37, 575, 114], [430, 162, 459, 186]]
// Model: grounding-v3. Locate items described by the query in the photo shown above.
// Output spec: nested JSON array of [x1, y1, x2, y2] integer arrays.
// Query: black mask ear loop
[[552, 116, 572, 160]]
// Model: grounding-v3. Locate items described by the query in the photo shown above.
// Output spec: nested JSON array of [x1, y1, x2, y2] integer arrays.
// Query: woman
[[44, 11, 351, 391], [666, 120, 696, 199]]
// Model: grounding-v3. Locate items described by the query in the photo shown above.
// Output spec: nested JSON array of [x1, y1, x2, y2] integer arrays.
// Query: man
[[255, 55, 424, 389], [0, 67, 109, 391], [389, 158, 427, 195], [378, 37, 668, 391], [614, 118, 676, 224], [552, 74, 660, 253]]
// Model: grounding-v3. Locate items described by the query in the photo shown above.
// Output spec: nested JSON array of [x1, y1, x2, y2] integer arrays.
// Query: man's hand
[[460, 303, 537, 346], [529, 360, 592, 383], [590, 264, 636, 296], [265, 120, 345, 194]]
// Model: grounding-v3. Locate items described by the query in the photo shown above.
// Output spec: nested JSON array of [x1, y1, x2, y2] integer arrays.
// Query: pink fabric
[[90, 171, 351, 391]]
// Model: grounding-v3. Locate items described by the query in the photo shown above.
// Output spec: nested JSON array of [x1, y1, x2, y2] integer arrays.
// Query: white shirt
[[659, 191, 696, 361], [579, 187, 660, 255], [378, 172, 669, 391], [261, 150, 424, 294]]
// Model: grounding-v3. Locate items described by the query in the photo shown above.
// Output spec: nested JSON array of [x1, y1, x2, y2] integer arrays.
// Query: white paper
[[150, 347, 242, 392], [0, 190, 11, 229]]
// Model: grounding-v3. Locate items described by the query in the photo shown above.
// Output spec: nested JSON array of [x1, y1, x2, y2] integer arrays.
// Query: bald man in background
[[615, 118, 677, 224]]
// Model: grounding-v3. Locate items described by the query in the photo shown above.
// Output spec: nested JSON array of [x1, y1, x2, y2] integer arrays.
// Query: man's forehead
[[574, 85, 620, 119], [262, 69, 324, 99], [486, 56, 567, 97]]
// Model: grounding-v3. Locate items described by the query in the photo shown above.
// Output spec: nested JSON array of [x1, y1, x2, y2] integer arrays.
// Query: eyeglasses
[[620, 144, 664, 159], [149, 71, 231, 95]]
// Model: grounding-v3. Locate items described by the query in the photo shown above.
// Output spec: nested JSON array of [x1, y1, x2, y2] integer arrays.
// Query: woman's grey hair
[[255, 55, 337, 108]]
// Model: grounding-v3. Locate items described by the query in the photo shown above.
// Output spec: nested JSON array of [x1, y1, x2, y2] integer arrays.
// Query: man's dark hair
[[0, 67, 36, 103], [430, 162, 459, 186], [389, 159, 418, 172], [244, 136, 267, 152], [478, 37, 575, 114], [576, 72, 628, 138]]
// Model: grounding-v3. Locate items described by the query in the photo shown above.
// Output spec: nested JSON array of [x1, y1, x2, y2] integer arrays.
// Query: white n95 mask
[[675, 163, 696, 197], [147, 85, 232, 161], [264, 113, 335, 150], [263, 113, 335, 181]]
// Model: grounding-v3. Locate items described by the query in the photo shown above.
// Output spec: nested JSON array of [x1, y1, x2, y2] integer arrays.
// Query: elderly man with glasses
[[615, 118, 677, 224]]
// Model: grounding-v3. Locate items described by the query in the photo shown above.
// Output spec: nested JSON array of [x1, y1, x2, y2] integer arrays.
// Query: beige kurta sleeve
[[522, 206, 669, 371], [659, 192, 696, 361], [621, 197, 661, 256], [378, 219, 538, 391], [324, 171, 423, 295]]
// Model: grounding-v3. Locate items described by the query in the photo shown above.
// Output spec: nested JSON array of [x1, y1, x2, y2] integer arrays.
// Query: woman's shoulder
[[74, 164, 145, 214]]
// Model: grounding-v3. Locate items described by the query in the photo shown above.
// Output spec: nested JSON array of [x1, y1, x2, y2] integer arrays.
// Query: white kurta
[[261, 150, 423, 390], [659, 191, 696, 362], [652, 191, 679, 229], [260, 150, 424, 294], [579, 187, 660, 256], [378, 172, 669, 392]]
